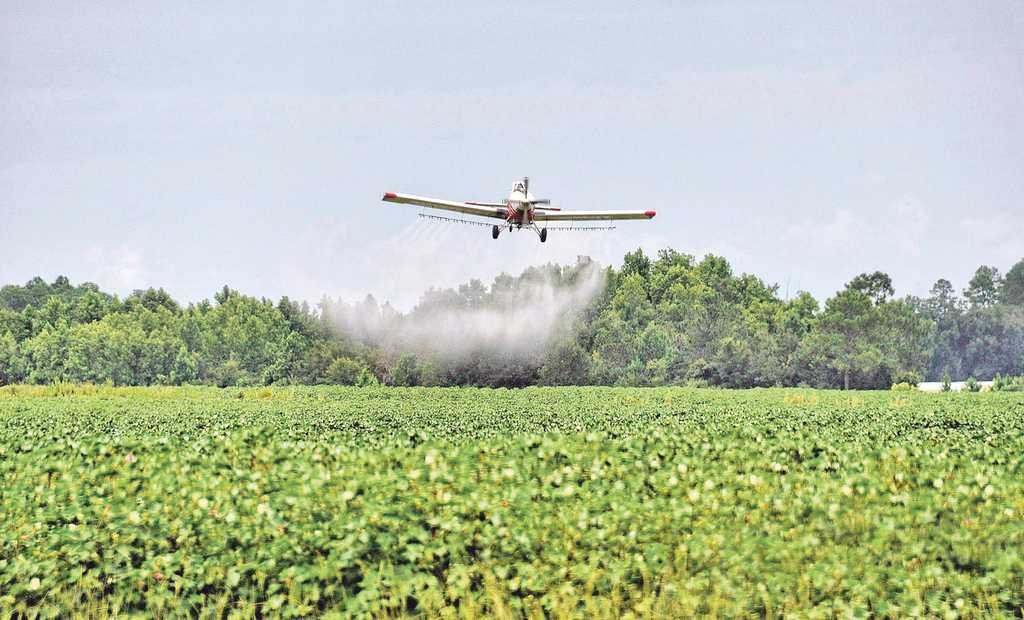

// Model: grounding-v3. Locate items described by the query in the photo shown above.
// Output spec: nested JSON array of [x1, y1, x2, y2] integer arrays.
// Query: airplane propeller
[[521, 177, 553, 206]]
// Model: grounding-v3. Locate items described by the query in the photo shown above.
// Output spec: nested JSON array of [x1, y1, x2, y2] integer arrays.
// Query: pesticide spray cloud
[[322, 258, 606, 364]]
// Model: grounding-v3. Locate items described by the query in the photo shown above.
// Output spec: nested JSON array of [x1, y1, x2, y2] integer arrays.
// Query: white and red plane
[[382, 177, 656, 243]]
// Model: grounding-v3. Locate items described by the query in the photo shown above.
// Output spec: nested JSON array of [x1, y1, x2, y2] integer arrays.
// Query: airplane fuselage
[[504, 183, 533, 228]]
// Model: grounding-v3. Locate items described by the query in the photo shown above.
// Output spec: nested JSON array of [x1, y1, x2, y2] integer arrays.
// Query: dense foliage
[[1, 253, 1022, 389], [1, 386, 1022, 617]]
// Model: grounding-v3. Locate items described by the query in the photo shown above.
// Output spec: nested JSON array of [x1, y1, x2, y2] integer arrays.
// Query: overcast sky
[[2, 2, 1022, 309]]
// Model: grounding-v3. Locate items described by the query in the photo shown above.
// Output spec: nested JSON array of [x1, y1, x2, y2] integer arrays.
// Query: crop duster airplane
[[382, 177, 656, 243]]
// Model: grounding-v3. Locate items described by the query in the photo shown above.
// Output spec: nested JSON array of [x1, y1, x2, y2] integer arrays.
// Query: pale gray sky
[[2, 2, 1022, 308]]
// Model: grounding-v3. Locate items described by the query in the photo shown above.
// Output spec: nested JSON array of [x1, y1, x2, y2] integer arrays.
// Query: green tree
[[0, 331, 25, 385], [876, 297, 932, 384], [72, 290, 111, 324], [620, 248, 652, 281], [777, 292, 819, 385], [262, 332, 309, 384], [214, 285, 235, 305], [812, 299, 867, 389], [1, 252, 1013, 390], [191, 293, 297, 384], [1001, 259, 1024, 306], [539, 336, 591, 385], [964, 266, 1002, 308], [811, 273, 932, 389], [22, 325, 71, 384], [955, 305, 1024, 379], [210, 359, 249, 387], [810, 283, 884, 390], [125, 288, 180, 313], [392, 353, 422, 387], [170, 345, 199, 385], [848, 271, 894, 304], [916, 278, 964, 380], [0, 276, 109, 312]]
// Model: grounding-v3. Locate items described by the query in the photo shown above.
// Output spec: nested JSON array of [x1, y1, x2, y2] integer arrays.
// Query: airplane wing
[[534, 209, 656, 222], [382, 192, 507, 220]]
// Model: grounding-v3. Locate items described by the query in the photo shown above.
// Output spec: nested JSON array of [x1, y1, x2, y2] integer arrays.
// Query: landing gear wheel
[[540, 228, 548, 243], [492, 225, 500, 240]]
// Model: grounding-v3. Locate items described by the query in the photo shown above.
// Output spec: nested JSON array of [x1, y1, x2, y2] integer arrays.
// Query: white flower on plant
[[28, 577, 41, 591], [128, 511, 141, 524]]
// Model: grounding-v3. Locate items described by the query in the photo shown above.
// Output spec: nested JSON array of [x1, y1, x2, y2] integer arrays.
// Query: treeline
[[1, 252, 1022, 389]]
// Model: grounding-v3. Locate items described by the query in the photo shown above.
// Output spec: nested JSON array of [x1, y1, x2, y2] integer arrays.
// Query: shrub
[[892, 371, 921, 387], [992, 374, 1024, 392], [326, 357, 377, 386]]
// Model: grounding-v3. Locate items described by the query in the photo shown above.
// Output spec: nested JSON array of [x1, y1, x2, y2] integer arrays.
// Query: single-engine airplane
[[382, 177, 656, 243]]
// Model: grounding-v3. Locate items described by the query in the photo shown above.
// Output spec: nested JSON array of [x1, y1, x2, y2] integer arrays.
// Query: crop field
[[1, 386, 1023, 618]]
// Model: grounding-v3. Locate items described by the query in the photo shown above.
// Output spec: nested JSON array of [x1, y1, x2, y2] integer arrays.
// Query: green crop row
[[2, 387, 1023, 618]]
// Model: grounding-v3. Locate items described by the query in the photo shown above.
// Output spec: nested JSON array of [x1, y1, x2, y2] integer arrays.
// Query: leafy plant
[[1, 386, 1021, 617]]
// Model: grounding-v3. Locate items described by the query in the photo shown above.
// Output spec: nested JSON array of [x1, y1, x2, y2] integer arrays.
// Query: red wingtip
[[645, 210, 656, 218], [383, 192, 397, 200]]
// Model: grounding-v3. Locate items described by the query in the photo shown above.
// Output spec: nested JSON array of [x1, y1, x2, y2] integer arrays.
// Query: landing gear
[[528, 224, 548, 243], [495, 220, 547, 243]]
